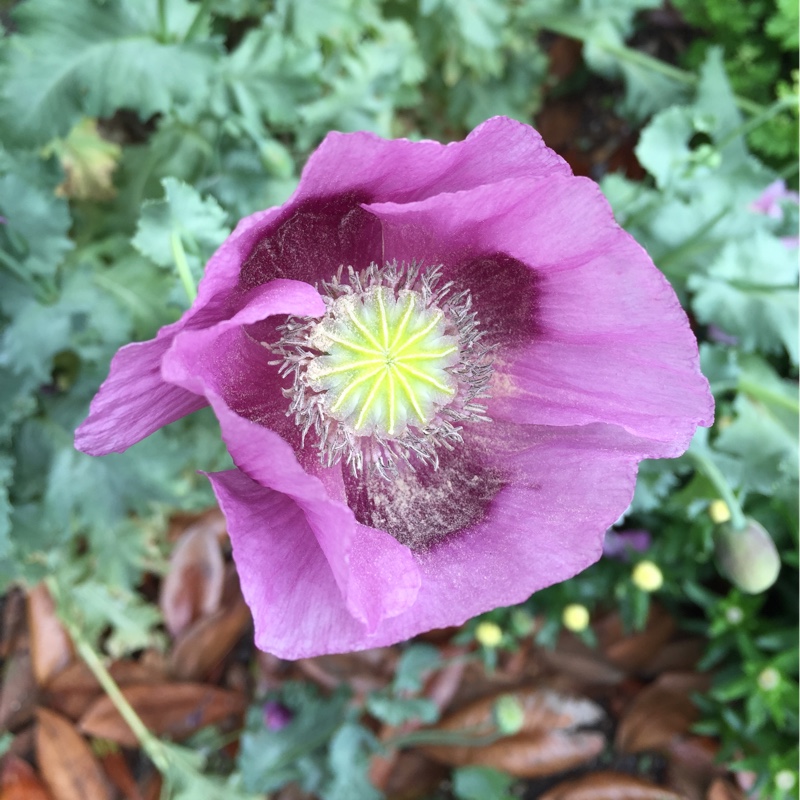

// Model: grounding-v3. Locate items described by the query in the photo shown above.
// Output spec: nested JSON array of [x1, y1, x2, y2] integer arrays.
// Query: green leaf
[[0, 454, 13, 560], [0, 0, 219, 146], [133, 178, 229, 268], [688, 232, 798, 363], [324, 723, 380, 800], [452, 766, 514, 800]]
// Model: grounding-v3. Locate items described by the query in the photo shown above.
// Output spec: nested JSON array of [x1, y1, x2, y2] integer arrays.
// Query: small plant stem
[[170, 231, 197, 304], [184, 0, 213, 41], [45, 578, 170, 772], [157, 0, 168, 41], [539, 18, 766, 116], [385, 727, 504, 749], [737, 377, 800, 414], [714, 96, 797, 151], [686, 447, 747, 531]]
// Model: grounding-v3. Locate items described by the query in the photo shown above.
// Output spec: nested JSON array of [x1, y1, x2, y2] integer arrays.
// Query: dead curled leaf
[[615, 672, 711, 755], [26, 585, 73, 688], [539, 770, 685, 800], [418, 686, 606, 778], [78, 683, 245, 747], [35, 708, 113, 800], [160, 516, 226, 638], [0, 755, 53, 800]]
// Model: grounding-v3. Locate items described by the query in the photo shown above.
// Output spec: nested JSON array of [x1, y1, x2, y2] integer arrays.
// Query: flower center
[[305, 287, 459, 437], [272, 262, 493, 477]]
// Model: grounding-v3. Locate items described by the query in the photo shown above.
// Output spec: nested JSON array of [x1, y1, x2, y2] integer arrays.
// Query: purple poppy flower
[[75, 117, 713, 659]]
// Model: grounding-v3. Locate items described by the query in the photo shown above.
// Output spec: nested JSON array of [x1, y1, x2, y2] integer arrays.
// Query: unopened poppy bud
[[475, 621, 503, 648], [714, 518, 781, 594], [632, 560, 663, 592], [757, 667, 780, 692], [494, 694, 525, 735], [562, 604, 590, 632], [709, 499, 731, 524]]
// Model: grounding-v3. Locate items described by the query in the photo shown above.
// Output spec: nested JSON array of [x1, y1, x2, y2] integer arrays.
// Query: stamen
[[271, 261, 494, 478]]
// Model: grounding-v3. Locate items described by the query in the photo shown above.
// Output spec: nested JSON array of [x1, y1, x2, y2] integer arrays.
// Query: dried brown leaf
[[160, 516, 226, 637], [26, 586, 73, 689], [539, 770, 685, 800], [35, 708, 112, 800], [44, 659, 165, 721], [99, 750, 145, 800], [706, 778, 747, 800], [0, 649, 38, 731], [615, 672, 710, 755], [544, 631, 626, 686], [168, 585, 251, 682], [0, 755, 53, 800], [78, 683, 245, 747], [0, 589, 27, 660], [597, 606, 676, 674], [420, 687, 606, 777]]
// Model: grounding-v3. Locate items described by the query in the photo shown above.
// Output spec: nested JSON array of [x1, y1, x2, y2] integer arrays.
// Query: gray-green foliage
[[0, 0, 797, 797]]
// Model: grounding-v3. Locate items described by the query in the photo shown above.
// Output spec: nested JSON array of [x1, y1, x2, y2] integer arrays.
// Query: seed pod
[[714, 517, 781, 594]]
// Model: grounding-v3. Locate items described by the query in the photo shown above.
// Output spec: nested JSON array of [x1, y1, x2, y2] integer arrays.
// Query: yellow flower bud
[[709, 499, 732, 524], [632, 560, 664, 592], [562, 604, 590, 632], [475, 621, 503, 648]]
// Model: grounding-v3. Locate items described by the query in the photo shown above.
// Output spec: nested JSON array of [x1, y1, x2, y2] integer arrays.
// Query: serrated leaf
[[324, 723, 380, 800], [688, 233, 798, 363], [133, 177, 229, 269], [0, 0, 219, 146]]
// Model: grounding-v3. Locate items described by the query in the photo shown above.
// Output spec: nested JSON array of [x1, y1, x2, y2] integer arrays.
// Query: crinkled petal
[[74, 209, 290, 456], [364, 176, 713, 454], [162, 279, 421, 629], [75, 335, 207, 455], [208, 469, 421, 658], [211, 422, 645, 657]]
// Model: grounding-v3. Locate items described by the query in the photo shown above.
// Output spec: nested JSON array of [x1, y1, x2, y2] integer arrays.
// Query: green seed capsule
[[714, 517, 781, 594]]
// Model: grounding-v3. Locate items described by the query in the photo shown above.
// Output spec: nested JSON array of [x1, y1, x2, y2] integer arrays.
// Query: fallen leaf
[[78, 683, 245, 747], [35, 708, 112, 800], [167, 570, 251, 681], [0, 589, 27, 660], [99, 750, 144, 800], [0, 649, 38, 731], [667, 735, 721, 800], [615, 672, 710, 755], [380, 751, 447, 800], [706, 777, 747, 800], [160, 515, 226, 638], [539, 770, 685, 800], [26, 586, 73, 688], [543, 631, 626, 686], [0, 755, 53, 800], [50, 119, 121, 201], [44, 659, 165, 721], [419, 687, 606, 777], [597, 605, 677, 674]]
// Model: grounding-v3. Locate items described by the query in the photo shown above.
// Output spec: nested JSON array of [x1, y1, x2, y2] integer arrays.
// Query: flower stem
[[45, 578, 170, 773], [685, 446, 748, 531], [184, 0, 213, 41], [170, 231, 197, 304], [385, 726, 504, 749]]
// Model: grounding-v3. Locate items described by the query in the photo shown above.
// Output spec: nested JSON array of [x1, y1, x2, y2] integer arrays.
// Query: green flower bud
[[714, 518, 780, 594], [493, 694, 525, 735]]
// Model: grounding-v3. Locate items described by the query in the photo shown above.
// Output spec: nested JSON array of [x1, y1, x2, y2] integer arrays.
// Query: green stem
[[184, 0, 213, 41], [170, 231, 197, 303], [385, 726, 504, 750], [657, 205, 730, 272], [686, 447, 747, 531], [46, 578, 170, 773], [540, 18, 765, 116], [738, 377, 800, 414], [157, 0, 168, 41], [714, 96, 797, 151]]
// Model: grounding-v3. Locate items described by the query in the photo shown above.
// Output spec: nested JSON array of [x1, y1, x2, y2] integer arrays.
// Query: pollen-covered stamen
[[271, 262, 494, 477]]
